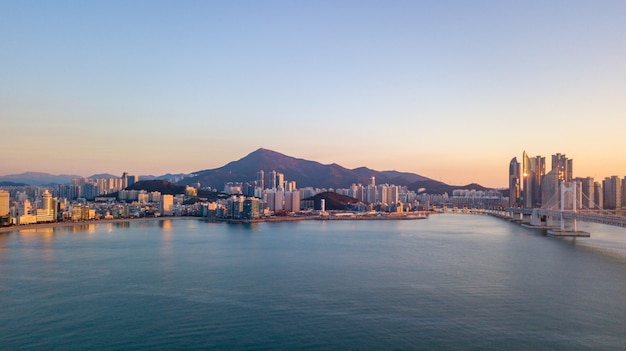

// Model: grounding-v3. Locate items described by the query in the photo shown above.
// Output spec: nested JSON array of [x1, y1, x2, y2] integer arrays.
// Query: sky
[[2, 0, 625, 187]]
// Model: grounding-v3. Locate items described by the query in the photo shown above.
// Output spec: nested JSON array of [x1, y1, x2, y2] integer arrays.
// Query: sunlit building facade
[[509, 157, 521, 206]]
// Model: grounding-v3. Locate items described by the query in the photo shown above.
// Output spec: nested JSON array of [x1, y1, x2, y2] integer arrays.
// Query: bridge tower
[[560, 181, 577, 232]]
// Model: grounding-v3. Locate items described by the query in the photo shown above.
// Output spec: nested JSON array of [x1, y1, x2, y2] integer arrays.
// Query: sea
[[1, 214, 626, 350]]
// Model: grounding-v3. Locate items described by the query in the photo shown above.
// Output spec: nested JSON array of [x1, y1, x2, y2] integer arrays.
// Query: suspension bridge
[[481, 181, 626, 237]]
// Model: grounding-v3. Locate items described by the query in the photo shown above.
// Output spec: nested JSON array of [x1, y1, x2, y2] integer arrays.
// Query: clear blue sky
[[2, 0, 625, 187]]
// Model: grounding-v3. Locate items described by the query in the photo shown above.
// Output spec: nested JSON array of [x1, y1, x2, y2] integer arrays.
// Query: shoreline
[[0, 216, 198, 234], [1, 213, 429, 233]]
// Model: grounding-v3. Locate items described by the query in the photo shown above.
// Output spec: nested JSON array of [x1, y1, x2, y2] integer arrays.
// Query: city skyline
[[2, 1, 626, 188]]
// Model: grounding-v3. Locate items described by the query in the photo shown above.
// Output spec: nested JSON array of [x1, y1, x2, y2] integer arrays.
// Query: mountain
[[179, 148, 432, 189], [0, 172, 81, 185], [407, 179, 489, 195], [139, 173, 192, 183], [89, 173, 119, 179], [0, 181, 28, 187]]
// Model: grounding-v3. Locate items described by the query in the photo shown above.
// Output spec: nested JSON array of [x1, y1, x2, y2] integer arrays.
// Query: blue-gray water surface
[[1, 215, 626, 350]]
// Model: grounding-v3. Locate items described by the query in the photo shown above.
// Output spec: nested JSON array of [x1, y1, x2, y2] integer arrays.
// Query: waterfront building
[[0, 190, 9, 217], [160, 195, 174, 216], [622, 177, 626, 210], [576, 177, 595, 210], [38, 190, 57, 222], [522, 151, 545, 208], [509, 157, 521, 206], [540, 169, 560, 209], [265, 189, 276, 210], [242, 197, 260, 219], [228, 196, 245, 219], [594, 182, 603, 209], [602, 176, 621, 210], [274, 189, 284, 211], [552, 153, 573, 182], [284, 191, 301, 212], [299, 187, 316, 200]]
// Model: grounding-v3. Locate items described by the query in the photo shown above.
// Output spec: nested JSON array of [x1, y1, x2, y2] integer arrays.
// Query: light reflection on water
[[0, 215, 625, 350]]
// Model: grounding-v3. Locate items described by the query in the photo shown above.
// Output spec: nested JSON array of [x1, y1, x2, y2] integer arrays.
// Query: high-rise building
[[285, 181, 296, 192], [551, 153, 573, 182], [274, 189, 284, 211], [622, 177, 626, 209], [269, 170, 277, 190], [602, 176, 621, 210], [541, 169, 560, 209], [577, 177, 595, 210], [42, 190, 53, 214], [243, 197, 260, 219], [509, 157, 521, 206], [121, 172, 129, 189], [594, 182, 603, 209], [0, 190, 9, 217], [522, 151, 545, 208], [284, 191, 301, 212], [128, 175, 138, 187], [257, 170, 265, 190], [160, 194, 174, 216], [275, 172, 284, 190]]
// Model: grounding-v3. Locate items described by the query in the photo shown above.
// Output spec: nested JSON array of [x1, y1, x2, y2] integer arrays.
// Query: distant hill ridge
[[180, 148, 432, 189], [1, 149, 493, 194]]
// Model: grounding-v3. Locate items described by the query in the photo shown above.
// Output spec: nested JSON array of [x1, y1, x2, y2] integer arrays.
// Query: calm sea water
[[1, 215, 626, 350]]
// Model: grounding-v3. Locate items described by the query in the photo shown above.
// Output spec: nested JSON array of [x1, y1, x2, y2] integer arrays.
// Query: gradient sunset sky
[[2, 1, 625, 188]]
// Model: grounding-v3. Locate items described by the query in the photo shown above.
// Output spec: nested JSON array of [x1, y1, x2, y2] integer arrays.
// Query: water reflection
[[161, 220, 173, 258], [114, 222, 130, 229], [18, 229, 56, 262]]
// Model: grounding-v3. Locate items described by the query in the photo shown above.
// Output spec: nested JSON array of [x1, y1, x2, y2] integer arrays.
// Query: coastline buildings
[[510, 151, 586, 209], [522, 151, 545, 208], [505, 151, 626, 212], [509, 157, 521, 206], [0, 190, 9, 226], [602, 176, 621, 210], [552, 153, 573, 182]]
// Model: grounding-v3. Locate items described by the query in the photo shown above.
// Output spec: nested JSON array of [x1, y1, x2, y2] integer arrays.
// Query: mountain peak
[[180, 148, 432, 189]]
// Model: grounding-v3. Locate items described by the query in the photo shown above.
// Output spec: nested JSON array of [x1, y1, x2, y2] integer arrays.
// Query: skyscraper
[[160, 194, 174, 216], [602, 176, 621, 210], [0, 190, 9, 217], [269, 170, 277, 190], [509, 157, 521, 206], [522, 151, 545, 208], [541, 169, 560, 209], [275, 172, 284, 190], [594, 182, 603, 209], [577, 177, 595, 210], [122, 172, 129, 189], [552, 153, 573, 182], [257, 170, 265, 190]]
